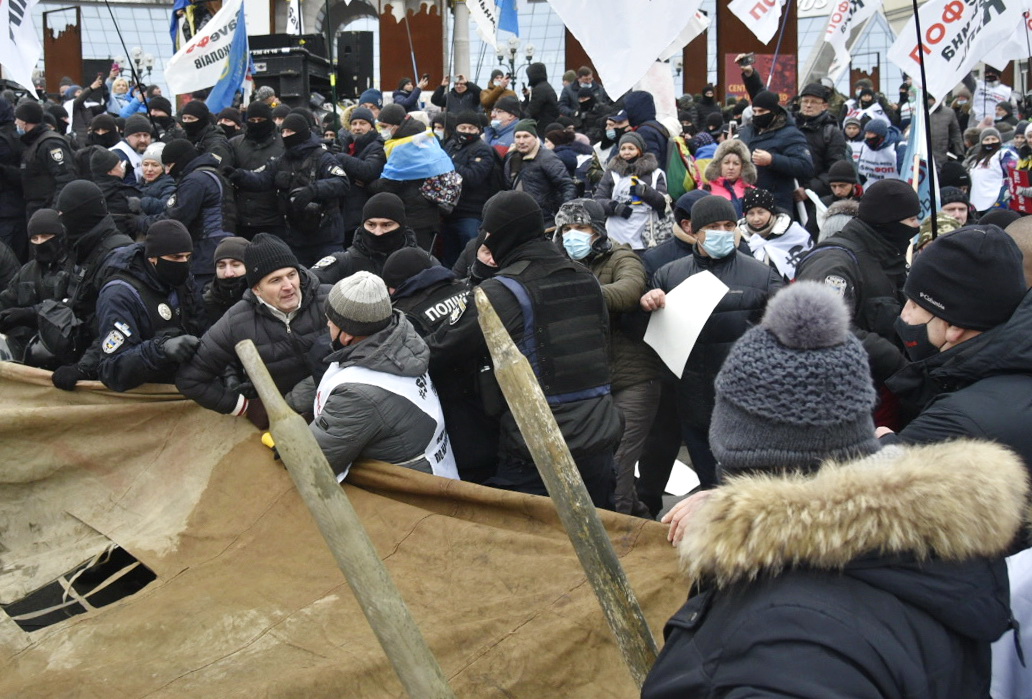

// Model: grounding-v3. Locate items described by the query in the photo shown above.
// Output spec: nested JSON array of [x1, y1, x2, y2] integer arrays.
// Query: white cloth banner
[[824, 0, 884, 80], [285, 0, 302, 34], [165, 0, 245, 95], [0, 0, 42, 92], [545, 0, 704, 99], [658, 10, 710, 61], [467, 0, 500, 49], [888, 0, 1023, 104], [982, 1, 1032, 73], [728, 0, 785, 45]]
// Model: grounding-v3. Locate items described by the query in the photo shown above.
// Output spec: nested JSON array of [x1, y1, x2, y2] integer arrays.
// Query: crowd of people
[[1, 55, 1032, 695]]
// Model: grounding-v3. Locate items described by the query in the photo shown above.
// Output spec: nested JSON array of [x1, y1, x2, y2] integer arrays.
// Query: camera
[[736, 53, 756, 67]]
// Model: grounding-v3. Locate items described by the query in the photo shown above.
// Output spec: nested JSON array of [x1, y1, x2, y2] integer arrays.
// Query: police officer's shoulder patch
[[448, 294, 468, 325], [824, 275, 849, 296], [114, 321, 132, 337], [102, 330, 125, 354], [312, 255, 337, 269], [330, 166, 346, 177], [166, 194, 177, 208], [50, 148, 64, 163]]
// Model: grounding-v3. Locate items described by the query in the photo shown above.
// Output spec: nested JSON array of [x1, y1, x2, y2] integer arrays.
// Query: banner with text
[[729, 0, 785, 44], [824, 0, 884, 80], [166, 0, 245, 96], [0, 0, 42, 92]]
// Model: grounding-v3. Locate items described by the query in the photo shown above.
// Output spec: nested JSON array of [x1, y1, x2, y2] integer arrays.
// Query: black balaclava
[[161, 139, 201, 180], [180, 100, 210, 140], [27, 208, 66, 265], [280, 113, 311, 150], [55, 180, 109, 251], [245, 101, 275, 141]]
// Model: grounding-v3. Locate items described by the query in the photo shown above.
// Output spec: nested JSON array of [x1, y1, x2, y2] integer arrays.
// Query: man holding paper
[[640, 196, 783, 489]]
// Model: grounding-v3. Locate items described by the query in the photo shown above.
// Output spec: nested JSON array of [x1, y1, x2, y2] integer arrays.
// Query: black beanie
[[382, 247, 435, 288], [145, 220, 193, 258], [940, 160, 971, 189], [481, 191, 545, 266], [977, 209, 1021, 228], [827, 160, 857, 184], [123, 114, 152, 136], [181, 100, 210, 122], [704, 113, 723, 133], [743, 188, 777, 214], [272, 104, 292, 120], [15, 101, 44, 124], [90, 147, 121, 177], [90, 113, 117, 133], [752, 90, 781, 112], [217, 107, 243, 125], [281, 113, 311, 138], [494, 95, 521, 118], [905, 225, 1026, 330], [161, 138, 200, 177], [246, 101, 273, 121], [27, 208, 64, 239], [244, 232, 300, 287], [56, 180, 108, 241], [799, 82, 829, 100], [362, 192, 407, 227], [378, 103, 406, 126], [455, 111, 481, 129], [857, 179, 920, 225], [938, 186, 969, 206], [690, 196, 738, 231], [214, 236, 249, 263], [148, 96, 173, 115]]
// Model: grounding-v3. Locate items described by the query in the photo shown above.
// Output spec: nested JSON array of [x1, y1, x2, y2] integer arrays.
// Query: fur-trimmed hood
[[703, 139, 757, 184], [604, 152, 660, 178], [679, 440, 1029, 588]]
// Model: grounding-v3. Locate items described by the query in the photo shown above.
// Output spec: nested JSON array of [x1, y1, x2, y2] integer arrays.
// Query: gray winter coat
[[311, 311, 441, 478]]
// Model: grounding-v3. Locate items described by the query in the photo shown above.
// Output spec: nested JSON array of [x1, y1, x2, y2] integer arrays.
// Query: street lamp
[[128, 46, 156, 81], [496, 36, 535, 82]]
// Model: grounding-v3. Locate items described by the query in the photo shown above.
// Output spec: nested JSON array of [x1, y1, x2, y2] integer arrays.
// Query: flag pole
[[103, 0, 155, 131], [767, 0, 794, 89], [910, 0, 938, 238]]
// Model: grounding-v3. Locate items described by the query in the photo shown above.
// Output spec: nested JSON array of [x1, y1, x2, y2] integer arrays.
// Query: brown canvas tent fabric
[[0, 363, 685, 697]]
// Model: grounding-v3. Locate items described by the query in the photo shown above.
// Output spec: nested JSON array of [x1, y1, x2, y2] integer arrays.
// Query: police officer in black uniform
[[383, 246, 469, 337], [228, 101, 285, 241], [94, 220, 205, 392], [15, 100, 76, 219]]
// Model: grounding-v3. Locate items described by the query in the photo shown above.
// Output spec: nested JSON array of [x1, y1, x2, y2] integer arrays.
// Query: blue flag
[[498, 0, 519, 36], [901, 87, 937, 222], [205, 1, 249, 114], [170, 0, 189, 51]]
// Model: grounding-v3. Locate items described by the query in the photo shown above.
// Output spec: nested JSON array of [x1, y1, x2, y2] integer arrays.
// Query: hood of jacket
[[607, 152, 660, 178], [870, 124, 903, 151], [526, 62, 548, 86], [624, 91, 657, 127], [703, 138, 758, 183], [391, 264, 456, 300], [678, 440, 1028, 640], [326, 310, 429, 377]]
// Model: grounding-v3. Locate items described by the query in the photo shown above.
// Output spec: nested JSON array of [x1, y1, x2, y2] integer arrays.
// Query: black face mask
[[330, 327, 347, 353], [983, 141, 1001, 152], [246, 119, 274, 141], [752, 111, 775, 129], [456, 132, 479, 146], [220, 124, 240, 139], [894, 316, 940, 361], [470, 257, 497, 283], [181, 118, 206, 139], [879, 220, 921, 251], [364, 226, 405, 254], [154, 258, 191, 287], [152, 115, 175, 131], [214, 275, 247, 301], [859, 98, 874, 109], [88, 131, 120, 148], [282, 130, 307, 149], [31, 237, 65, 264], [865, 135, 883, 149]]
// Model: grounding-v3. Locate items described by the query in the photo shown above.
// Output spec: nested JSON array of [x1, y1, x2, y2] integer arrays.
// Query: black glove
[[617, 203, 634, 219], [628, 184, 642, 197], [163, 334, 201, 363], [227, 167, 246, 185], [274, 170, 292, 190], [290, 186, 315, 209], [51, 364, 86, 391], [0, 306, 36, 332], [126, 196, 142, 214], [223, 368, 259, 399]]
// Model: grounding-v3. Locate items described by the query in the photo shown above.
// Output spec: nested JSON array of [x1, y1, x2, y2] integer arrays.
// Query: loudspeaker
[[252, 53, 332, 108], [337, 31, 373, 100]]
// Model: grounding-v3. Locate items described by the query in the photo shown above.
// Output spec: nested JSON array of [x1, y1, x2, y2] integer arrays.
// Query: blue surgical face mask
[[16, 126, 25, 136], [562, 230, 594, 260], [490, 118, 502, 130], [605, 128, 616, 140], [700, 229, 735, 258]]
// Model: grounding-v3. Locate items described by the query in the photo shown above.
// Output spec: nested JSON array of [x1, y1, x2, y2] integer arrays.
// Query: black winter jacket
[[444, 135, 501, 219], [0, 99, 25, 220], [503, 146, 576, 222], [652, 249, 783, 426], [312, 226, 425, 285], [229, 130, 285, 229], [190, 122, 234, 168], [523, 65, 560, 127], [335, 130, 386, 230], [738, 112, 815, 214], [796, 109, 849, 196], [430, 84, 483, 113], [624, 91, 670, 162]]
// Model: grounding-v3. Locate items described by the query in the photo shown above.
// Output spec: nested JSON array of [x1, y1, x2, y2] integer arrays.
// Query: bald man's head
[[1005, 216, 1032, 288]]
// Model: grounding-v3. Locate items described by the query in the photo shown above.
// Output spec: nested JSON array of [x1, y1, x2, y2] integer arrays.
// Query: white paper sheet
[[643, 270, 729, 378]]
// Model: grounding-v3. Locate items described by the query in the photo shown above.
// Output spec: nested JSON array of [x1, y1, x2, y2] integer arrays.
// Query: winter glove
[[226, 167, 246, 185], [51, 364, 86, 391], [628, 184, 642, 197], [617, 203, 634, 219], [126, 196, 142, 214], [290, 186, 315, 209], [0, 306, 37, 332], [274, 170, 293, 190], [163, 334, 201, 363]]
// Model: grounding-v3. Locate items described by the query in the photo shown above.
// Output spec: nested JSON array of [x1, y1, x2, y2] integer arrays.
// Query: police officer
[[15, 100, 76, 219], [94, 220, 205, 392], [0, 96, 26, 262], [228, 101, 285, 241], [229, 112, 349, 266], [383, 246, 468, 337]]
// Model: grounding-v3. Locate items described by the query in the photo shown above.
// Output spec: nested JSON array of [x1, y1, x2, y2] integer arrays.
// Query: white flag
[[658, 10, 710, 62], [0, 0, 42, 92], [981, 1, 1032, 71], [467, 0, 500, 49], [165, 0, 245, 95], [728, 0, 785, 45], [285, 0, 302, 35], [888, 0, 1022, 104], [546, 0, 704, 99], [824, 0, 884, 80]]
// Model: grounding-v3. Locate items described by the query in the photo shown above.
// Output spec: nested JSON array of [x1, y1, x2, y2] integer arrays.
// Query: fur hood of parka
[[604, 152, 661, 178], [678, 440, 1030, 588], [703, 138, 757, 184]]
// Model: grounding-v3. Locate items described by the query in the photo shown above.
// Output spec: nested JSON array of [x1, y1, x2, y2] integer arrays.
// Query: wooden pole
[[473, 288, 659, 688], [234, 340, 454, 699]]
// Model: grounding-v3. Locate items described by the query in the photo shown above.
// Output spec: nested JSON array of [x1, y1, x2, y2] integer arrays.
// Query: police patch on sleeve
[[50, 148, 64, 163], [114, 321, 132, 337], [823, 274, 848, 296], [312, 255, 337, 269], [166, 194, 177, 208], [102, 330, 125, 354], [448, 295, 468, 325], [157, 303, 173, 320], [330, 166, 346, 177]]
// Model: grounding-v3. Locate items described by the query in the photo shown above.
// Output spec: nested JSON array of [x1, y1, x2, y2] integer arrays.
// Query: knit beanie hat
[[514, 119, 538, 136], [673, 190, 711, 224], [905, 225, 1026, 330], [710, 281, 879, 476], [350, 107, 376, 125], [123, 114, 152, 137], [691, 132, 714, 150], [56, 180, 108, 242], [843, 116, 862, 130], [27, 208, 64, 239], [690, 195, 737, 231], [980, 127, 1002, 144], [362, 192, 407, 227], [15, 101, 44, 124], [819, 199, 859, 240], [704, 113, 724, 133], [939, 186, 969, 206], [217, 107, 243, 125], [244, 232, 300, 287], [863, 119, 888, 138], [752, 90, 781, 113], [145, 220, 193, 258], [858, 178, 920, 225], [88, 113, 116, 133], [618, 131, 646, 155], [161, 139, 200, 177], [326, 270, 393, 336], [378, 103, 406, 126], [147, 96, 173, 116], [743, 188, 777, 215], [272, 104, 292, 120], [978, 208, 1021, 228], [213, 236, 249, 263], [481, 191, 545, 266], [142, 142, 166, 164], [827, 160, 857, 184], [90, 147, 121, 177], [940, 160, 971, 189], [382, 247, 435, 288], [246, 100, 273, 122], [494, 95, 521, 118], [281, 113, 311, 139], [181, 99, 210, 122], [555, 198, 608, 238]]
